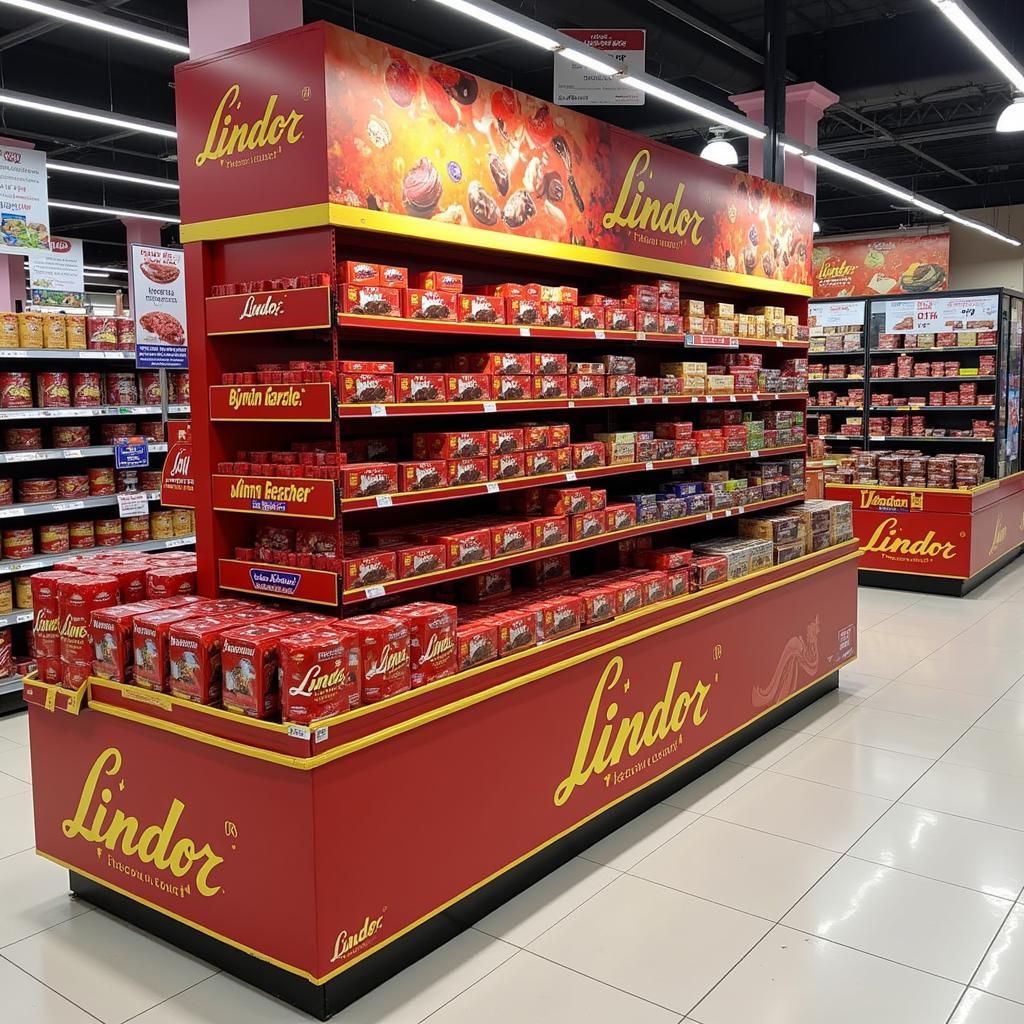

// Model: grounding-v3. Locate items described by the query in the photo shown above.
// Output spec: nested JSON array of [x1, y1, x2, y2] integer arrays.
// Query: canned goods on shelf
[[43, 314, 67, 349], [68, 520, 95, 549], [0, 579, 12, 614], [94, 518, 122, 546], [37, 371, 71, 409], [18, 478, 57, 503], [17, 312, 42, 347], [71, 372, 102, 407], [0, 372, 32, 409], [14, 575, 32, 609], [39, 522, 70, 554], [2, 527, 34, 559], [150, 510, 175, 539]]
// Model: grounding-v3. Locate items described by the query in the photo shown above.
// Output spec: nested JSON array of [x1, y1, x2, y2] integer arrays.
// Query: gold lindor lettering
[[195, 85, 304, 168]]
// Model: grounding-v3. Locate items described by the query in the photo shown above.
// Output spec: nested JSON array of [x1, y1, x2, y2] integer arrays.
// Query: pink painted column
[[120, 217, 163, 249], [730, 83, 839, 199], [0, 136, 33, 310], [187, 0, 303, 59]]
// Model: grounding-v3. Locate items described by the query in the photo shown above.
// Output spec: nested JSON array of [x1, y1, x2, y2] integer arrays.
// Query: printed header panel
[[176, 22, 813, 287]]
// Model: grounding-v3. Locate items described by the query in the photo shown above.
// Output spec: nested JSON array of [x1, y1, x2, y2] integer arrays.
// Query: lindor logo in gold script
[[817, 257, 858, 282], [331, 909, 385, 963], [62, 748, 225, 897], [859, 489, 923, 511], [194, 85, 304, 168], [554, 656, 711, 807], [862, 516, 957, 561], [602, 151, 704, 244], [989, 513, 1008, 556]]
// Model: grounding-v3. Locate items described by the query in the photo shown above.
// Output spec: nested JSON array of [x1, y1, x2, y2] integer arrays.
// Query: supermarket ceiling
[[0, 0, 1020, 269]]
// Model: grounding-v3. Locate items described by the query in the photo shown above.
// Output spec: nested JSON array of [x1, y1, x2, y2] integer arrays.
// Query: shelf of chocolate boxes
[[334, 262, 810, 343], [44, 498, 852, 723], [824, 451, 986, 490], [0, 308, 138, 354]]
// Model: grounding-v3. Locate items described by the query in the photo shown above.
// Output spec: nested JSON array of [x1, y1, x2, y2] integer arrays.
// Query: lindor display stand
[[26, 20, 859, 1019]]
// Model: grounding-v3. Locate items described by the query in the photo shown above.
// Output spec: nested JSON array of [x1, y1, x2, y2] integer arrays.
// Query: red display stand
[[25, 18, 859, 1020], [827, 472, 1024, 594]]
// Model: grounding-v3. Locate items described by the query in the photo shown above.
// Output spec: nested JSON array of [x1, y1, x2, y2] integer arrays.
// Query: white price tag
[[728, 395, 736, 402], [594, 329, 605, 340], [314, 726, 329, 743], [690, 457, 699, 465], [0, 507, 24, 518], [724, 509, 733, 517], [4, 350, 27, 358], [165, 537, 191, 548], [374, 494, 393, 508], [628, 397, 637, 406], [645, 461, 654, 471], [705, 512, 714, 521], [564, 471, 578, 482], [519, 326, 531, 337], [64, 449, 83, 459], [485, 482, 500, 493], [750, 450, 759, 458], [704, 395, 713, 403], [752, 393, 760, 401], [738, 505, 746, 514], [482, 401, 497, 413], [117, 492, 149, 518], [776, 340, 784, 347], [567, 400, 576, 408], [364, 584, 386, 599], [287, 724, 311, 740], [661, 396, 669, 404], [369, 404, 387, 417], [637, 331, 647, 341], [52, 501, 84, 512]]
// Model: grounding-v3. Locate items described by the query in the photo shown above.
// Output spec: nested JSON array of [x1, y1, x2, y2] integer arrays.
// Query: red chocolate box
[[400, 460, 447, 492], [488, 427, 524, 454], [459, 351, 530, 375], [532, 352, 569, 375], [530, 515, 570, 548], [391, 601, 457, 687], [532, 375, 568, 399], [458, 294, 506, 324], [397, 373, 445, 403], [412, 270, 463, 293], [506, 298, 541, 326], [523, 425, 550, 450], [380, 264, 408, 288], [541, 302, 574, 327], [457, 620, 498, 670], [569, 374, 606, 398], [490, 452, 526, 481], [91, 602, 158, 684], [524, 449, 557, 476], [340, 372, 395, 404], [343, 462, 399, 498], [607, 374, 638, 398], [346, 614, 411, 703], [495, 610, 536, 655], [542, 595, 583, 640], [447, 458, 489, 486], [398, 543, 446, 578], [344, 549, 397, 590], [491, 521, 532, 556], [168, 616, 230, 706], [573, 306, 604, 330], [342, 284, 402, 317], [404, 288, 457, 320], [339, 260, 379, 284], [443, 528, 492, 566], [490, 376, 529, 401], [221, 621, 294, 719], [542, 486, 591, 515], [279, 628, 361, 724], [605, 307, 636, 331], [339, 360, 394, 373], [606, 503, 638, 531], [571, 510, 606, 541], [58, 573, 119, 689], [414, 430, 487, 459], [446, 373, 490, 402], [578, 585, 617, 625], [146, 566, 197, 600], [572, 441, 606, 469]]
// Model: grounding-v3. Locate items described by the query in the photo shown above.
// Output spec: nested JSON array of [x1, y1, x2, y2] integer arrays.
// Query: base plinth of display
[[859, 547, 1023, 596], [69, 672, 837, 1020]]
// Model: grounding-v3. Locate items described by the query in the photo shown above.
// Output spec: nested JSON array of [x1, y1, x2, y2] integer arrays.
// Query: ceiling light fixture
[[813, 221, 821, 233], [0, 0, 188, 54], [944, 211, 1021, 246], [0, 89, 176, 138], [700, 127, 739, 166], [555, 46, 621, 77], [48, 200, 179, 224], [621, 73, 766, 138], [48, 160, 180, 190], [429, 0, 561, 50], [929, 0, 1024, 93], [996, 95, 1024, 133], [83, 271, 109, 278], [84, 265, 128, 273]]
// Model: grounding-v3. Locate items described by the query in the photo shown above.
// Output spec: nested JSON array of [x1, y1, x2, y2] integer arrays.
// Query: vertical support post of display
[[763, 0, 787, 184]]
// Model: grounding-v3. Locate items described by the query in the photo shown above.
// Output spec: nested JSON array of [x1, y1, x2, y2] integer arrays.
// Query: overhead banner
[[812, 232, 950, 297], [0, 147, 49, 256], [553, 29, 645, 106], [28, 236, 85, 308], [131, 243, 188, 369], [882, 292, 998, 334], [808, 300, 866, 329], [176, 23, 814, 292]]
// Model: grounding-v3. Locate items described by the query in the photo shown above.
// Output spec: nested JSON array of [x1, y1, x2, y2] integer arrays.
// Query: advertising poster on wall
[[28, 236, 84, 308], [883, 292, 998, 334], [553, 29, 645, 106], [0, 147, 49, 256], [813, 232, 950, 297], [131, 243, 187, 369]]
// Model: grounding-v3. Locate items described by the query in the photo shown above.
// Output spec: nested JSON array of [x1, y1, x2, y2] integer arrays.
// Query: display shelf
[[341, 445, 806, 512], [0, 442, 169, 465], [0, 534, 194, 575], [808, 406, 863, 412], [0, 673, 22, 695], [870, 375, 996, 383], [341, 492, 805, 604], [870, 346, 998, 355], [0, 610, 32, 628], [0, 490, 161, 521], [0, 404, 189, 422], [867, 435, 994, 443], [335, 312, 807, 349], [867, 405, 994, 413], [0, 349, 135, 361], [336, 392, 808, 420], [809, 349, 865, 357], [818, 434, 862, 441]]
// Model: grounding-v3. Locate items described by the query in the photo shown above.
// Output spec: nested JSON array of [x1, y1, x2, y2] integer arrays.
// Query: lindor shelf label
[[219, 559, 339, 606], [209, 382, 334, 422], [205, 286, 332, 335], [212, 474, 336, 520]]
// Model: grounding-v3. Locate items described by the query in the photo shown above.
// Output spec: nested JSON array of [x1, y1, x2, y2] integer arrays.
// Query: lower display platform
[[29, 543, 858, 1019]]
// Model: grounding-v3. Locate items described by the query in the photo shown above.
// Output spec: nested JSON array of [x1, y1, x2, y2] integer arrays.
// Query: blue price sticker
[[114, 438, 150, 469]]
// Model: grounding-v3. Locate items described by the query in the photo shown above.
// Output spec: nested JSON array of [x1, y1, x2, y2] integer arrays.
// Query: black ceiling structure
[[0, 0, 1020, 273]]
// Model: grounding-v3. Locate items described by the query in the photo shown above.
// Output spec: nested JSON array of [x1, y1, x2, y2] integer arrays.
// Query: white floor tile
[[776, 691, 864, 735], [726, 726, 809, 770], [0, 770, 29, 799], [912, 595, 1004, 622], [862, 682, 995, 725], [838, 671, 891, 700], [0, 711, 28, 746], [868, 607, 974, 642], [769, 735, 932, 800], [850, 803, 1024, 900], [974, 903, 1024, 1005], [660, 761, 762, 814], [858, 588, 922, 615], [896, 642, 1024, 696], [0, 850, 91, 948], [528, 873, 770, 1014], [975, 699, 1024, 736], [0, 743, 32, 785], [579, 802, 699, 872], [903, 762, 1024, 832], [782, 857, 1011, 983], [0, 791, 35, 859], [690, 925, 963, 1024], [943, 728, 1024, 779], [1005, 678, 1024, 702], [708, 772, 891, 853], [0, 956, 98, 1023], [847, 632, 933, 679], [426, 950, 679, 1024], [856, 607, 896, 631], [949, 989, 1024, 1024], [959, 607, 1024, 650], [2, 910, 217, 1024], [630, 816, 838, 921], [820, 706, 965, 759], [474, 857, 618, 947]]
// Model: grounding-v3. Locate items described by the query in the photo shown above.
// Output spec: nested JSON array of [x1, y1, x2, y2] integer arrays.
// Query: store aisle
[[2, 563, 1024, 1024]]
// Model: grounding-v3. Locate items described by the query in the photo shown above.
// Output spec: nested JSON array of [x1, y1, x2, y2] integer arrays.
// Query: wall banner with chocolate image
[[131, 243, 188, 369], [812, 232, 950, 298]]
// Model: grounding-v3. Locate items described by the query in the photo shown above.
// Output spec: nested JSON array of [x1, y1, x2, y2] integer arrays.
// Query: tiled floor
[[3, 559, 1024, 1023]]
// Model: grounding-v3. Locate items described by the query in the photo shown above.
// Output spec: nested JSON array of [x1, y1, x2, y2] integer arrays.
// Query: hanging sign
[[131, 244, 188, 369], [28, 236, 84, 307], [0, 147, 50, 256], [160, 435, 195, 509], [884, 293, 999, 334], [553, 29, 645, 106], [808, 300, 865, 330]]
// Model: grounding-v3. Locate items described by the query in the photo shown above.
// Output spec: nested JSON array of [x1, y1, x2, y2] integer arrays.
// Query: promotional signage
[[114, 437, 149, 470], [553, 29, 645, 106], [204, 286, 332, 335], [209, 382, 335, 422], [219, 558, 339, 606], [131, 244, 188, 369], [809, 300, 865, 329], [160, 438, 195, 509], [29, 552, 856, 982], [116, 491, 149, 518], [0, 147, 50, 256], [175, 23, 813, 292], [812, 232, 949, 298], [212, 474, 336, 519], [28, 236, 85, 308], [884, 292, 999, 334], [684, 335, 739, 349]]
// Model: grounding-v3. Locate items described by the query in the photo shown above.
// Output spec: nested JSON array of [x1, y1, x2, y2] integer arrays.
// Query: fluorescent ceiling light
[[701, 128, 739, 166], [813, 221, 821, 233], [621, 74, 766, 138], [48, 160, 179, 190], [782, 142, 804, 156], [48, 200, 179, 224], [911, 198, 945, 215], [83, 271, 109, 278], [803, 152, 917, 203], [944, 211, 1022, 245], [0, 0, 188, 54], [429, 0, 561, 50], [930, 0, 1024, 94], [996, 96, 1024, 132], [0, 88, 176, 138], [556, 46, 620, 77], [84, 264, 128, 273]]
